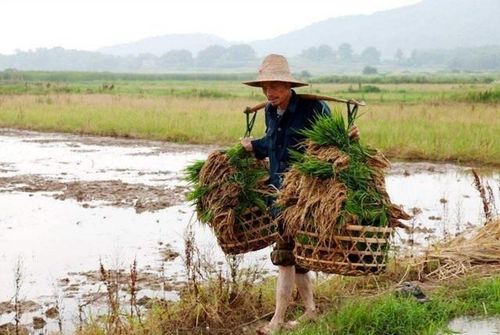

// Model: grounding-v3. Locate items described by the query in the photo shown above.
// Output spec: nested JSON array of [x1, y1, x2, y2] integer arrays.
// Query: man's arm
[[241, 136, 269, 159]]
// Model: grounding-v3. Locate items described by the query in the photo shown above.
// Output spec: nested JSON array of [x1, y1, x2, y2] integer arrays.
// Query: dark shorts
[[270, 221, 309, 274]]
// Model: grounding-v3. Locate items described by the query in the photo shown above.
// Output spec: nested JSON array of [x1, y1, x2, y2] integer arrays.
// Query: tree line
[[1, 44, 500, 72]]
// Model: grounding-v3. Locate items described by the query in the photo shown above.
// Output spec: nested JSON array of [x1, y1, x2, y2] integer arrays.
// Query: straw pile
[[278, 108, 410, 275], [185, 144, 277, 254], [413, 219, 500, 281]]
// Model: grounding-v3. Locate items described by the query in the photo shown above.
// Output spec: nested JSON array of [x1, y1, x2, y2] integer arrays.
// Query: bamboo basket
[[186, 147, 278, 255], [217, 207, 277, 255], [294, 224, 394, 276]]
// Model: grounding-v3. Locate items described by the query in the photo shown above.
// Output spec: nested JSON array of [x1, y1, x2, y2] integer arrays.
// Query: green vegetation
[[78, 260, 499, 335], [466, 88, 500, 102], [290, 110, 392, 227], [289, 276, 500, 335], [0, 72, 499, 166], [312, 73, 499, 84], [0, 70, 255, 82], [185, 143, 269, 221]]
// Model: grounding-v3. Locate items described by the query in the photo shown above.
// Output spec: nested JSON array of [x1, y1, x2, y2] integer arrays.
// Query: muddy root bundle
[[185, 145, 277, 254], [278, 109, 410, 275]]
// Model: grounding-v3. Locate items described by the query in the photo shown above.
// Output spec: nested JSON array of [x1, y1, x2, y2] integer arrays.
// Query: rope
[[244, 106, 258, 138]]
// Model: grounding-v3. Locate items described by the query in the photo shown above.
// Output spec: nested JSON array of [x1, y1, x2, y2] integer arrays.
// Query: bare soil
[[0, 175, 187, 213], [0, 301, 40, 315]]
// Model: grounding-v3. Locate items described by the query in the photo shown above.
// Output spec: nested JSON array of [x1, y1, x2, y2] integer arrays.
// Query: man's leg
[[294, 272, 317, 321], [258, 265, 295, 334]]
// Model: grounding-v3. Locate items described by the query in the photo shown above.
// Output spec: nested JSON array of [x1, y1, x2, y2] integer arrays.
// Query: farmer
[[241, 54, 358, 333]]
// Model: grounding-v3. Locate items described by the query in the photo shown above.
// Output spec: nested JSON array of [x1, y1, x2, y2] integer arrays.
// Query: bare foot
[[299, 309, 318, 322], [256, 322, 282, 335], [284, 310, 318, 330]]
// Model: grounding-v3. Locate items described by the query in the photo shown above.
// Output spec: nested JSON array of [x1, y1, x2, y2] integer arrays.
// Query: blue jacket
[[251, 90, 331, 189]]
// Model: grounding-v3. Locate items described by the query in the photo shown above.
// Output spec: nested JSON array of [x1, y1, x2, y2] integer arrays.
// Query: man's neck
[[277, 90, 292, 110]]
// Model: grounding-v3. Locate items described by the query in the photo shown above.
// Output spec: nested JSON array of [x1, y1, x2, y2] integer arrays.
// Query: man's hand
[[348, 125, 360, 141], [241, 137, 254, 152]]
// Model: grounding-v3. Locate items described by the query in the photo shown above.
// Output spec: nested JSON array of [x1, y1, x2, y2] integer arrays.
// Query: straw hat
[[243, 54, 308, 88]]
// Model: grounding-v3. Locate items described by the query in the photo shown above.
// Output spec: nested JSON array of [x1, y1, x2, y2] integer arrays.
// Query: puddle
[[0, 128, 498, 333], [386, 162, 499, 252], [0, 128, 217, 186], [448, 316, 500, 334], [0, 192, 271, 333]]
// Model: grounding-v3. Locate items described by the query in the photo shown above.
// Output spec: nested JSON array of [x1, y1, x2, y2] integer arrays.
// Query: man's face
[[261, 81, 292, 108]]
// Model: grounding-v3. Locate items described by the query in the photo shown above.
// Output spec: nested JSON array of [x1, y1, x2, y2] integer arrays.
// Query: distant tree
[[221, 44, 257, 67], [316, 44, 335, 61], [337, 43, 353, 62], [300, 70, 312, 79], [360, 47, 381, 64], [300, 47, 318, 60], [300, 44, 335, 62], [408, 50, 419, 65], [159, 49, 193, 69], [362, 65, 378, 75], [137, 53, 159, 70], [395, 49, 404, 64], [196, 45, 226, 67], [224, 44, 256, 61]]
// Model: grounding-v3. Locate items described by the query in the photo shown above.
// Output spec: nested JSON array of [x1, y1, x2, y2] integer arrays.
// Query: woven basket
[[218, 207, 277, 255], [294, 224, 394, 276]]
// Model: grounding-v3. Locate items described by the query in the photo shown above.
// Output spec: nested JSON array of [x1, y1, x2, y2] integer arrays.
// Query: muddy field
[[0, 128, 498, 334]]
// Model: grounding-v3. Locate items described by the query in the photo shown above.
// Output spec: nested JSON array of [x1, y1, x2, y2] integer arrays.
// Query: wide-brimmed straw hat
[[243, 54, 308, 88]]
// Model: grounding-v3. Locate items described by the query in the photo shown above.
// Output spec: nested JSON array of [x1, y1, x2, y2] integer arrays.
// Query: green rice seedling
[[184, 143, 276, 254], [279, 107, 410, 274]]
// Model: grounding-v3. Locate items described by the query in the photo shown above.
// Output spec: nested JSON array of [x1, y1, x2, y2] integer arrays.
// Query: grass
[[0, 92, 498, 166], [76, 259, 500, 335], [358, 102, 500, 165], [0, 94, 261, 143], [0, 75, 499, 165], [289, 276, 500, 335], [2, 70, 499, 84]]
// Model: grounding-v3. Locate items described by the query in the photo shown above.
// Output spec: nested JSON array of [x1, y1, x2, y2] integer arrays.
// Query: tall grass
[[465, 88, 500, 102], [358, 102, 500, 165], [0, 93, 498, 165], [2, 70, 498, 84], [0, 94, 262, 143], [0, 70, 256, 82]]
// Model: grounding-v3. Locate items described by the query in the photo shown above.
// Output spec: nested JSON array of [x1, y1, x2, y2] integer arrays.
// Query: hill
[[250, 0, 500, 57], [98, 33, 229, 57]]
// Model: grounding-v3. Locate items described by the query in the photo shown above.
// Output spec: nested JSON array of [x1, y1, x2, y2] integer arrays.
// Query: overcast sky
[[0, 0, 422, 55]]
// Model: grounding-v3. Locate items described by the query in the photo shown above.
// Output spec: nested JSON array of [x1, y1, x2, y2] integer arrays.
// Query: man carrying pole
[[241, 54, 359, 334]]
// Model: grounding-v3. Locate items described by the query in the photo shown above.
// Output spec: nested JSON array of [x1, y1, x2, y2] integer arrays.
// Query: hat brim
[[243, 79, 308, 88]]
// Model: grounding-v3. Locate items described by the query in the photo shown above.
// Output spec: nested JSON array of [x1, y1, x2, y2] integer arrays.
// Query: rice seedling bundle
[[185, 144, 277, 254], [278, 108, 410, 275]]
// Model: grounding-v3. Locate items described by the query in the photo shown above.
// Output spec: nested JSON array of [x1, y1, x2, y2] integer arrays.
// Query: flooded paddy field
[[447, 316, 500, 334], [0, 128, 498, 334]]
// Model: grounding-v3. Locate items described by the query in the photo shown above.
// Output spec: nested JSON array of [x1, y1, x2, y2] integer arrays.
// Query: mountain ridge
[[95, 0, 500, 58], [250, 0, 500, 57], [98, 33, 230, 57]]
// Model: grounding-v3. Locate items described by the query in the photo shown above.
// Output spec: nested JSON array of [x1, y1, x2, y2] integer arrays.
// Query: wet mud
[[0, 175, 188, 213], [0, 128, 498, 333]]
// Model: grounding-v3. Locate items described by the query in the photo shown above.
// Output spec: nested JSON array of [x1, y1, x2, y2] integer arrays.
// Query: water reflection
[[448, 316, 500, 334]]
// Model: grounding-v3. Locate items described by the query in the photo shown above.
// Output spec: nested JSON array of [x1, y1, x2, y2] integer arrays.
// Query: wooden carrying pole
[[242, 94, 365, 137], [243, 94, 366, 114]]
